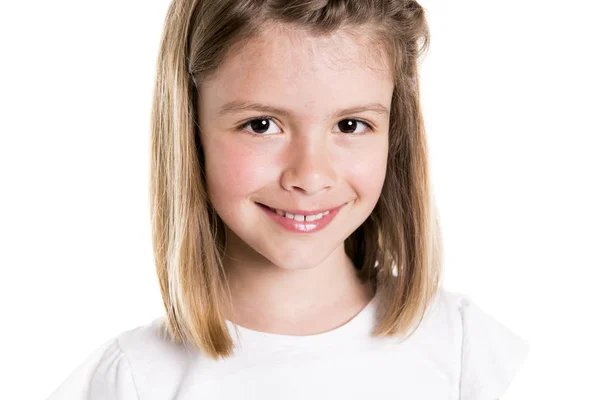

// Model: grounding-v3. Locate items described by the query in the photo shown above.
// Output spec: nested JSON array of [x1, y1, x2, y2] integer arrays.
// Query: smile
[[256, 202, 345, 233], [268, 207, 330, 222]]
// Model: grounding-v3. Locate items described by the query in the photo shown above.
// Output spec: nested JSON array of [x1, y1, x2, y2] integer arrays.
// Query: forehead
[[200, 24, 394, 119]]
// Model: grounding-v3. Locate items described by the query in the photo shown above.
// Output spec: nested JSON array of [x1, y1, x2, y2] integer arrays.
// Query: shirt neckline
[[225, 288, 381, 349]]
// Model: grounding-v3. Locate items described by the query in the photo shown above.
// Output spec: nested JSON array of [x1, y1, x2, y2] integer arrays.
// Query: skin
[[197, 23, 395, 335]]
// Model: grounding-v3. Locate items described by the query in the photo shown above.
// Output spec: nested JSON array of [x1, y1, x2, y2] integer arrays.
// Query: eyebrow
[[217, 100, 390, 119]]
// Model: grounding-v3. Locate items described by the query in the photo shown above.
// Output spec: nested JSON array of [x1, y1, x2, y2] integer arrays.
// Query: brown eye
[[240, 117, 281, 135], [334, 119, 372, 134]]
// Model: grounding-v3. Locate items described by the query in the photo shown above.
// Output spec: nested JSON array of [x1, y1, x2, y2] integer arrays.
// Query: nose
[[280, 134, 336, 196]]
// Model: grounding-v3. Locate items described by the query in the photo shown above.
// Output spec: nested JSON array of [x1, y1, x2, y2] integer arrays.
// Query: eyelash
[[236, 115, 375, 138]]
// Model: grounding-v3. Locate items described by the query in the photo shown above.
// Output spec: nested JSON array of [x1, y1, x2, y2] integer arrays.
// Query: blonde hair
[[150, 0, 443, 360]]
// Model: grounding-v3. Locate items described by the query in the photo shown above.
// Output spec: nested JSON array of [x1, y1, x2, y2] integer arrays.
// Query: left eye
[[333, 119, 373, 134]]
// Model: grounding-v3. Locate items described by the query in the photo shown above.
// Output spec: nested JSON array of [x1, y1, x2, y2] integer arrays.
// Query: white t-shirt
[[47, 287, 530, 399]]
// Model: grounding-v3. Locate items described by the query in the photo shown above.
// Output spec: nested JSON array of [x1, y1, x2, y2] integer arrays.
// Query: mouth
[[255, 202, 346, 233], [256, 203, 340, 221]]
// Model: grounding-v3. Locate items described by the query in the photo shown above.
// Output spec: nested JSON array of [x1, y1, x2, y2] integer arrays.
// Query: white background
[[0, 0, 598, 398]]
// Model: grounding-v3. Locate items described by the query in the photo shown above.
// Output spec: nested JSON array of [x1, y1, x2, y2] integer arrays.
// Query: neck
[[220, 239, 374, 335]]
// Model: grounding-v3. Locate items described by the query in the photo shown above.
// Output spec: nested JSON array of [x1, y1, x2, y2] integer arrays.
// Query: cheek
[[203, 138, 273, 205], [341, 140, 388, 198]]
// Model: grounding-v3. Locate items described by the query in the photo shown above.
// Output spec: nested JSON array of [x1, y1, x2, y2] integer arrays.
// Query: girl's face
[[198, 25, 394, 271]]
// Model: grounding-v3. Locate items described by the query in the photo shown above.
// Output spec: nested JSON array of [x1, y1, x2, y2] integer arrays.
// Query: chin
[[266, 253, 329, 271], [254, 232, 347, 271]]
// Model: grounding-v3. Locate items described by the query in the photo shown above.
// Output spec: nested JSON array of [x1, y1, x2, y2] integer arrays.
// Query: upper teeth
[[270, 208, 330, 222]]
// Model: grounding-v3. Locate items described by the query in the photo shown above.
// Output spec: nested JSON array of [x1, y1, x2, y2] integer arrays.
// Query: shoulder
[[47, 336, 137, 399], [48, 316, 196, 400], [116, 316, 200, 399], [429, 288, 530, 399], [117, 316, 196, 368]]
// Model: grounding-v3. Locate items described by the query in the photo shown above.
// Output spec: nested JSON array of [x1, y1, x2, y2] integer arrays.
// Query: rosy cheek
[[342, 142, 388, 195], [205, 138, 274, 202]]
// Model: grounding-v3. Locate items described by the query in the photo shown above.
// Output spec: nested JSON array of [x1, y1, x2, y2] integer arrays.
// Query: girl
[[48, 0, 529, 399]]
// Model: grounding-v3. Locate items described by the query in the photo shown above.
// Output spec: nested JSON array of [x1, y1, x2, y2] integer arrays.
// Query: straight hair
[[150, 0, 443, 360]]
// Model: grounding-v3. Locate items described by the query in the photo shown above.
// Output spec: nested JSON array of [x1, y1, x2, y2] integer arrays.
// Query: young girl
[[48, 0, 529, 399]]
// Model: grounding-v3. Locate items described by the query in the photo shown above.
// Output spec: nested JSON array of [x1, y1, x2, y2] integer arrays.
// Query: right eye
[[238, 117, 282, 136]]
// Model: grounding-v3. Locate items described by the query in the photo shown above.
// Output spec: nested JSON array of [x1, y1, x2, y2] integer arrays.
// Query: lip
[[256, 202, 346, 234]]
